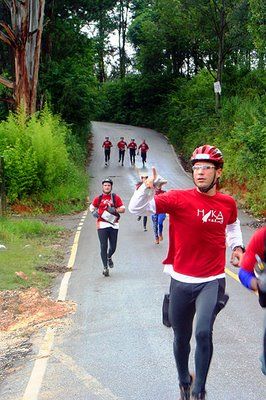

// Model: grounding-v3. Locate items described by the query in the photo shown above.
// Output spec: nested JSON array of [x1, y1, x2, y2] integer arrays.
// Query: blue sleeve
[[238, 268, 255, 290]]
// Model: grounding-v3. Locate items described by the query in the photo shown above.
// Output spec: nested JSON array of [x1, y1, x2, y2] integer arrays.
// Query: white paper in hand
[[101, 210, 117, 224]]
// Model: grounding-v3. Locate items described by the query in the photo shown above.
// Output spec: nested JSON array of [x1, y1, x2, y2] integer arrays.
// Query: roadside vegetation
[[0, 107, 89, 214], [0, 218, 64, 290], [0, 1, 265, 294]]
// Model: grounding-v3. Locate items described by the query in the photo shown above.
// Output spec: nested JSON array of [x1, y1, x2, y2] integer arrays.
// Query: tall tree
[[0, 0, 45, 114], [117, 0, 130, 78], [248, 0, 266, 70]]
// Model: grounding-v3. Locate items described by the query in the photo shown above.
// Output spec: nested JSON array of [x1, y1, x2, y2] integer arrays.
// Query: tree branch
[[0, 75, 14, 89], [0, 21, 16, 42], [0, 30, 12, 46], [0, 97, 15, 104]]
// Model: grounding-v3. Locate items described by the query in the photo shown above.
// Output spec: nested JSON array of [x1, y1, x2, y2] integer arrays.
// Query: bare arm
[[117, 205, 126, 213]]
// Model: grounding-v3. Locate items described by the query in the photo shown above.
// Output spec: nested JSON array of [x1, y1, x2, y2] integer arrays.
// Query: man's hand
[[230, 247, 244, 267], [91, 210, 99, 219], [145, 166, 157, 189], [107, 206, 117, 215]]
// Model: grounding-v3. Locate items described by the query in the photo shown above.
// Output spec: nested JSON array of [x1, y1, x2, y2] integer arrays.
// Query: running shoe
[[179, 374, 195, 400], [107, 258, 114, 268], [102, 267, 109, 276], [144, 227, 147, 231], [178, 384, 191, 400], [137, 216, 141, 221], [191, 391, 206, 400]]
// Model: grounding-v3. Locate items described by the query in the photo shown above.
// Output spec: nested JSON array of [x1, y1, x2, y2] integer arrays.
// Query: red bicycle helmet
[[191, 145, 224, 167]]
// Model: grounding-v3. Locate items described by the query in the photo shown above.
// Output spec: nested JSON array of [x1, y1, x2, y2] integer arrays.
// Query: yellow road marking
[[225, 267, 240, 282], [21, 210, 87, 400], [22, 328, 55, 400], [54, 349, 121, 400], [225, 266, 258, 296]]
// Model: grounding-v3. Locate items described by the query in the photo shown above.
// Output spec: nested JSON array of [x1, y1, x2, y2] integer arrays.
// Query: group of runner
[[90, 142, 266, 399], [102, 136, 149, 167]]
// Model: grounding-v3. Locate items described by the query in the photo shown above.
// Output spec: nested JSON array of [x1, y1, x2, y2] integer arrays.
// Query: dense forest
[[0, 0, 265, 215]]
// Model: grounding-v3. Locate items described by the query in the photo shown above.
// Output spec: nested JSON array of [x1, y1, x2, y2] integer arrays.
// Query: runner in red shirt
[[90, 178, 125, 276], [127, 138, 137, 165], [102, 137, 113, 166], [239, 227, 266, 375], [117, 136, 127, 166], [137, 139, 149, 168], [129, 145, 244, 400]]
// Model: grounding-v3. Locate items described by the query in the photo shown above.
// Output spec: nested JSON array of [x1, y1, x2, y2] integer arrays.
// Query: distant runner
[[127, 138, 137, 165], [152, 181, 167, 244], [90, 178, 125, 276], [136, 174, 149, 231], [102, 136, 113, 166], [117, 136, 127, 166], [137, 139, 149, 168]]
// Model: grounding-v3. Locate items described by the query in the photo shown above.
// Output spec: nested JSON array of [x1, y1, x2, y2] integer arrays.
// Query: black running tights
[[169, 277, 225, 395], [104, 149, 111, 163], [97, 227, 118, 267]]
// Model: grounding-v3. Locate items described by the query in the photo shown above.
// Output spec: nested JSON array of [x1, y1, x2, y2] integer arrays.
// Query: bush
[[0, 107, 88, 207], [166, 69, 266, 215]]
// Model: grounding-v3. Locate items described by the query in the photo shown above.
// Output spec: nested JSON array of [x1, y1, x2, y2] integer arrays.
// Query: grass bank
[[0, 217, 64, 291]]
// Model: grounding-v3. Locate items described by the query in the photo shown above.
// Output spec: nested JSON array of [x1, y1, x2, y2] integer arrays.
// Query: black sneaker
[[179, 384, 191, 400], [102, 267, 109, 276], [179, 375, 194, 400], [191, 391, 206, 400], [107, 258, 114, 268]]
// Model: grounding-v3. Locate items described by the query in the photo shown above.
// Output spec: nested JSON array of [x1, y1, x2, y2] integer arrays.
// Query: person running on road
[[102, 136, 113, 166], [152, 181, 167, 244], [117, 136, 127, 166], [128, 145, 244, 400], [136, 174, 149, 231], [127, 138, 137, 165], [137, 139, 149, 168], [238, 226, 266, 375], [90, 178, 125, 276]]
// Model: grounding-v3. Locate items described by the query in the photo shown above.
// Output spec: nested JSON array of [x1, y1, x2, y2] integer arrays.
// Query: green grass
[[0, 217, 64, 290], [25, 166, 89, 214]]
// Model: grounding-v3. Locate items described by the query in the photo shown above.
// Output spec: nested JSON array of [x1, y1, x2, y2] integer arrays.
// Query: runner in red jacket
[[239, 227, 266, 375]]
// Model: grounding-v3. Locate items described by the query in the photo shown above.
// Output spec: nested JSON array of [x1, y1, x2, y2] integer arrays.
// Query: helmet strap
[[193, 175, 219, 193]]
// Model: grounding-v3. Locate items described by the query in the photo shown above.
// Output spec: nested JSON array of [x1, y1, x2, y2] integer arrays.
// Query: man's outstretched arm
[[128, 167, 157, 215]]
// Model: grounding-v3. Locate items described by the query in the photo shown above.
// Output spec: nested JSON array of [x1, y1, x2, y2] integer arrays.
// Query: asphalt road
[[0, 121, 265, 400]]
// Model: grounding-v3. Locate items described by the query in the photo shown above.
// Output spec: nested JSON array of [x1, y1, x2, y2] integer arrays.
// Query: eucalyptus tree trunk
[[0, 0, 45, 114], [118, 0, 130, 79]]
